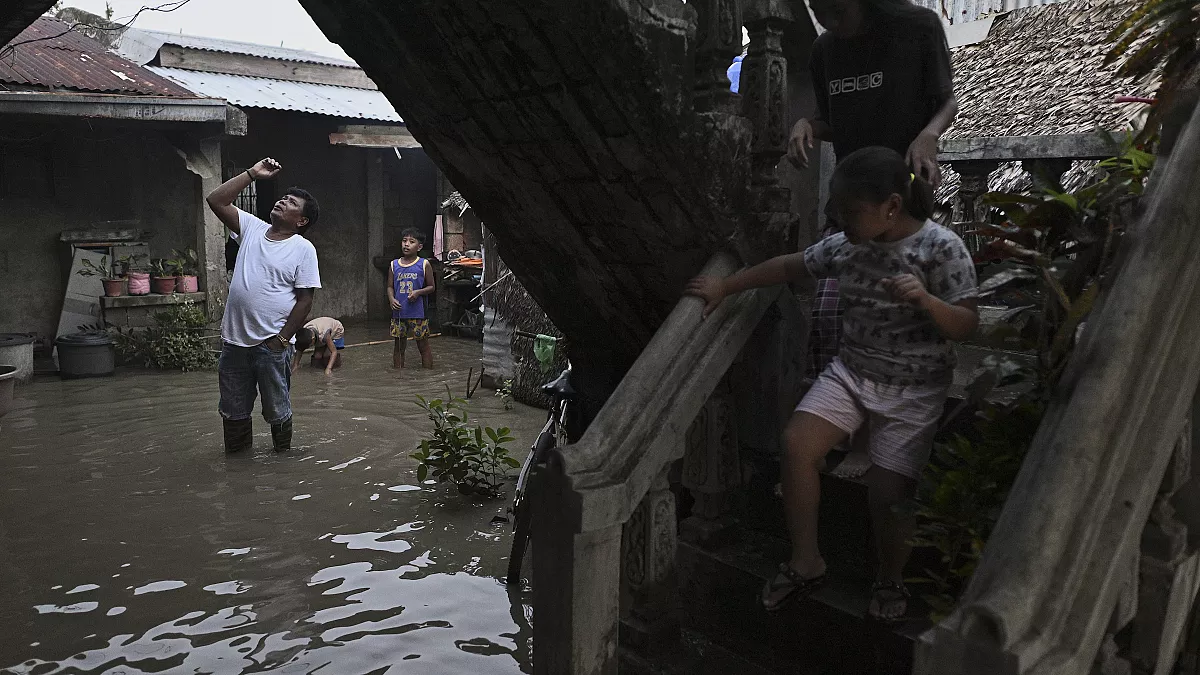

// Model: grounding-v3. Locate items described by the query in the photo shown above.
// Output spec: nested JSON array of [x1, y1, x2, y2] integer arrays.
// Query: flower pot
[[176, 275, 198, 293], [102, 278, 127, 297], [128, 272, 150, 296], [151, 276, 177, 295]]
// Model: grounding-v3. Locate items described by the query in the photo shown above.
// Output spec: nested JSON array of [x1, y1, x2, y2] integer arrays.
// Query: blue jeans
[[218, 342, 294, 424]]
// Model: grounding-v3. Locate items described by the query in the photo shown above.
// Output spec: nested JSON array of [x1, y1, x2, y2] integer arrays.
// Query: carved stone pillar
[[950, 160, 997, 254], [620, 465, 680, 648], [681, 377, 740, 548], [741, 0, 791, 188], [692, 0, 742, 115]]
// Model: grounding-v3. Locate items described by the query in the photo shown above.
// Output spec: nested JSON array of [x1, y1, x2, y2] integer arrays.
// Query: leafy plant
[[169, 248, 199, 276], [149, 258, 173, 278], [124, 253, 150, 273], [76, 256, 119, 280], [112, 299, 216, 372], [410, 392, 519, 498], [1106, 0, 1199, 137], [909, 143, 1154, 618], [495, 378, 515, 410]]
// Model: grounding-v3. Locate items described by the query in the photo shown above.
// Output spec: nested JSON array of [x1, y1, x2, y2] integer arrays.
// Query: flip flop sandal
[[761, 563, 825, 612], [869, 580, 910, 622]]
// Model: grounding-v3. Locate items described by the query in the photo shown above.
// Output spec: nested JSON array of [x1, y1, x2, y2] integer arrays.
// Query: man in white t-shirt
[[206, 157, 321, 452]]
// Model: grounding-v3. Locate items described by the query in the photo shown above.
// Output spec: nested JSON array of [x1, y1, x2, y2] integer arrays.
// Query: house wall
[[0, 117, 199, 340], [224, 110, 368, 321], [225, 112, 437, 323]]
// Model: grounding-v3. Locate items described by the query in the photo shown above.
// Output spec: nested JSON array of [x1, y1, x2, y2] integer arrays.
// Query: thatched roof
[[935, 0, 1153, 213], [945, 0, 1154, 141]]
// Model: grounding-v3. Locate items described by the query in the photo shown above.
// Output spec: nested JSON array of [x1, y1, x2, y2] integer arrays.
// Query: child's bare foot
[[868, 580, 909, 621]]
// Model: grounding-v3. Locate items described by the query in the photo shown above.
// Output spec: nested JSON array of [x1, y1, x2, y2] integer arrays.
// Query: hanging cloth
[[533, 335, 557, 373]]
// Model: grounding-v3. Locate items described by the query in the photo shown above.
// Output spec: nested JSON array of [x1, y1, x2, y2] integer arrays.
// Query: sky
[[60, 0, 351, 59]]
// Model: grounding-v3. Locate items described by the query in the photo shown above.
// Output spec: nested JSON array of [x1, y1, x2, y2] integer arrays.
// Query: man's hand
[[248, 157, 283, 181], [407, 291, 422, 302], [389, 297, 402, 311], [263, 336, 287, 353], [883, 274, 930, 306], [685, 276, 727, 318], [905, 131, 941, 187], [786, 119, 816, 169]]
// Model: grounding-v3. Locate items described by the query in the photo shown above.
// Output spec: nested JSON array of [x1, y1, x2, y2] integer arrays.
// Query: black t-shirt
[[810, 11, 954, 160]]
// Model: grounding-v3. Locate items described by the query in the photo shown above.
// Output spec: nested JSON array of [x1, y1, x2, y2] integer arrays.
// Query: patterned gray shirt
[[804, 221, 978, 386]]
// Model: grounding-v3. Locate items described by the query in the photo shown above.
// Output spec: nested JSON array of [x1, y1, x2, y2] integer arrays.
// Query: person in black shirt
[[787, 0, 957, 186]]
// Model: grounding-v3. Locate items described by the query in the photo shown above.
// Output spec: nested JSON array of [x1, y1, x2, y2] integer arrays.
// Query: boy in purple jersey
[[388, 228, 435, 369]]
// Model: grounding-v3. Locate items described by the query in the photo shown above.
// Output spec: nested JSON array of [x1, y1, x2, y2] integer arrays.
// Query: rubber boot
[[271, 418, 293, 451], [223, 418, 253, 452]]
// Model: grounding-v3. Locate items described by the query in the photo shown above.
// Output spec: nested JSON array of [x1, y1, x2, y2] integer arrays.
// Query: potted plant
[[126, 254, 150, 296], [150, 258, 176, 295], [76, 256, 127, 297], [171, 248, 200, 293]]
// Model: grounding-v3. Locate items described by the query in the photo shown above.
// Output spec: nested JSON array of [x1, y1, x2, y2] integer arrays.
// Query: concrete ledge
[[939, 132, 1128, 162], [101, 292, 206, 309], [0, 92, 232, 126]]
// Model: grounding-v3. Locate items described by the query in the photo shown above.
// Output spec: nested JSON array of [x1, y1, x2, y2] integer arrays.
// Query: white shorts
[[795, 358, 947, 480]]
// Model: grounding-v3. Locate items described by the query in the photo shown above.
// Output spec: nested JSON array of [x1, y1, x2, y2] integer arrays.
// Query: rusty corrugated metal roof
[[0, 17, 195, 97]]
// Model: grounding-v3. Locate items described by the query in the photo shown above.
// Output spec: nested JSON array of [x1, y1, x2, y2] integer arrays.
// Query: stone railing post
[[741, 0, 791, 193], [681, 376, 740, 548], [620, 465, 680, 649], [691, 0, 743, 115], [949, 159, 997, 254]]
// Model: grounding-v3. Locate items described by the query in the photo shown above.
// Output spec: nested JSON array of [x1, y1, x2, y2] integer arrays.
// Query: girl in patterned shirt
[[687, 146, 978, 620]]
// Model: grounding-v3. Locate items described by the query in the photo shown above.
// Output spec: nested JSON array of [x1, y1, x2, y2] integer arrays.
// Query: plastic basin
[[0, 365, 16, 418]]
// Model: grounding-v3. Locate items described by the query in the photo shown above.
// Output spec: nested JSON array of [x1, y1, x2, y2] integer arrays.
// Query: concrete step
[[677, 532, 929, 675], [619, 627, 781, 675]]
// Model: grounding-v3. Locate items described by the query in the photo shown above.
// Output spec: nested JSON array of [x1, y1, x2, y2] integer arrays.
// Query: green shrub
[[411, 392, 519, 498]]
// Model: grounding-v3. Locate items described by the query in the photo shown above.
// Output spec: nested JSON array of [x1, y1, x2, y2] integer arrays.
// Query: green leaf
[[485, 427, 500, 443], [417, 464, 428, 481]]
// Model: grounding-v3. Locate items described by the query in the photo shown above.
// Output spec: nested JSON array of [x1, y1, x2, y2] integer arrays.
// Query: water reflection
[[0, 334, 538, 674]]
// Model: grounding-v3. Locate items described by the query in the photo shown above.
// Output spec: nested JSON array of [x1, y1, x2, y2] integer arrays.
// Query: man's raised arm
[[207, 157, 281, 235]]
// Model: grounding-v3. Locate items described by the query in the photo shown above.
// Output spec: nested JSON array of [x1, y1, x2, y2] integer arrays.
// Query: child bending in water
[[687, 146, 978, 620]]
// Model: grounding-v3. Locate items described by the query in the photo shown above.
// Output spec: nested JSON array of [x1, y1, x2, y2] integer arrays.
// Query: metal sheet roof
[[0, 17, 196, 97], [119, 28, 357, 68], [148, 66, 401, 121]]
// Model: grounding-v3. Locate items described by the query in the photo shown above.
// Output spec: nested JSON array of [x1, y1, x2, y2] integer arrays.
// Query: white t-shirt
[[222, 209, 321, 347]]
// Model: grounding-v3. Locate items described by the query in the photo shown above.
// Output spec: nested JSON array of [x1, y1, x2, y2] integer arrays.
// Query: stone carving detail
[[693, 0, 742, 114], [742, 3, 790, 186], [682, 377, 741, 547], [620, 466, 679, 647]]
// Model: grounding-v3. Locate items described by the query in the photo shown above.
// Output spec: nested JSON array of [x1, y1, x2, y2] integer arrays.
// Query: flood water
[[0, 331, 546, 674]]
